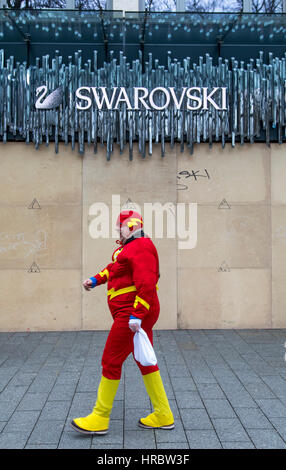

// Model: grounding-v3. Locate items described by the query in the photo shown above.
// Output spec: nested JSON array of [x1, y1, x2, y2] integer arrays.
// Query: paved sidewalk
[[0, 329, 286, 449]]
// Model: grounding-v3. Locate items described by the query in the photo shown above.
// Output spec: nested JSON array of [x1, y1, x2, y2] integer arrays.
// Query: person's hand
[[83, 279, 93, 291], [128, 318, 142, 332]]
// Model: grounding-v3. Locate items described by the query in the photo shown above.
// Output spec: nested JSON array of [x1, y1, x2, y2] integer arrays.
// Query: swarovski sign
[[75, 86, 228, 111], [4, 47, 283, 157]]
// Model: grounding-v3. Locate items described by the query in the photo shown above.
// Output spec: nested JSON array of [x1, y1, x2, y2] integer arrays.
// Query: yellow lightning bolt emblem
[[127, 217, 143, 228]]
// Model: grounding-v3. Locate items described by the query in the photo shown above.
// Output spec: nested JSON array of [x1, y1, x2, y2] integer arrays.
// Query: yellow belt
[[107, 284, 159, 301], [107, 285, 137, 300]]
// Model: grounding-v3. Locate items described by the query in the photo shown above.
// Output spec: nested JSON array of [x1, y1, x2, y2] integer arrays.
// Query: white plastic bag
[[133, 328, 157, 367]]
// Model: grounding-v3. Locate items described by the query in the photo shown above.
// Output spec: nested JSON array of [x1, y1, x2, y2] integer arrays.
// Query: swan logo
[[35, 86, 63, 109]]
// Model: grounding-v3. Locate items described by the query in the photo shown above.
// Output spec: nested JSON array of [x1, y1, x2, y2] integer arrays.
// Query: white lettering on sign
[[74, 86, 228, 111]]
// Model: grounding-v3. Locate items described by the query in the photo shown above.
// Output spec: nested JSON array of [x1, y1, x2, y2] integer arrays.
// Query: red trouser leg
[[101, 309, 159, 380]]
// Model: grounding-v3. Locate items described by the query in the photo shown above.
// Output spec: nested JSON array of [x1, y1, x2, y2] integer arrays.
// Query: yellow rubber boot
[[70, 376, 120, 435], [139, 370, 175, 430]]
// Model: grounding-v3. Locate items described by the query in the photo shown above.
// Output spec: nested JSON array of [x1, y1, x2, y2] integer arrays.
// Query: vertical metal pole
[[25, 33, 31, 67], [243, 0, 252, 12], [283, 0, 286, 13]]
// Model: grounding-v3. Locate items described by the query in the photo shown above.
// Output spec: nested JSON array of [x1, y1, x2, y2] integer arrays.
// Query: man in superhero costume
[[70, 210, 174, 435]]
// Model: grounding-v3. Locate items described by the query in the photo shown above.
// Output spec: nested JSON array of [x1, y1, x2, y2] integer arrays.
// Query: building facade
[[0, 7, 286, 331]]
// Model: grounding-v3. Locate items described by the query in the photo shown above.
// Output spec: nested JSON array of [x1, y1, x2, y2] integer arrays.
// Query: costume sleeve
[[129, 247, 158, 320], [90, 262, 113, 287]]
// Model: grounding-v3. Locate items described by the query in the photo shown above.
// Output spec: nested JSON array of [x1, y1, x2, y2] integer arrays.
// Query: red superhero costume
[[70, 210, 174, 435], [93, 231, 160, 380]]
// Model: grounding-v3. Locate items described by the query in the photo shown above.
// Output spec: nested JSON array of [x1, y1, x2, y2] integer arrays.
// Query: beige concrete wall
[[177, 143, 272, 329], [0, 143, 83, 331], [0, 141, 285, 331], [82, 145, 177, 331]]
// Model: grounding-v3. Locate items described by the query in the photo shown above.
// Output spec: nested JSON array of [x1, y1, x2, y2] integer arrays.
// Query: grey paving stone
[[124, 430, 156, 449], [247, 429, 286, 449], [124, 408, 152, 431], [68, 393, 98, 420], [2, 410, 41, 435], [125, 390, 150, 409], [243, 382, 276, 399], [203, 399, 236, 419], [212, 418, 250, 441], [221, 441, 255, 449], [161, 355, 185, 366], [114, 382, 124, 401], [234, 370, 263, 384], [269, 417, 286, 440], [123, 366, 139, 378], [25, 444, 58, 449], [19, 363, 43, 374], [39, 401, 71, 421], [265, 357, 286, 367], [166, 365, 191, 378], [201, 356, 226, 367], [247, 364, 278, 376], [0, 401, 20, 421], [91, 443, 123, 449], [111, 400, 123, 420], [0, 432, 28, 449], [55, 372, 81, 386], [175, 390, 204, 409], [76, 371, 101, 392], [157, 442, 190, 449], [155, 419, 187, 443], [255, 399, 286, 418], [168, 399, 181, 418], [48, 384, 77, 401], [186, 430, 222, 449], [187, 368, 217, 385], [17, 392, 49, 411], [28, 377, 57, 394], [272, 368, 286, 380], [180, 409, 213, 430], [0, 421, 7, 432], [196, 383, 225, 399], [170, 377, 197, 392], [234, 407, 273, 429], [260, 375, 286, 399], [224, 360, 253, 372], [27, 419, 65, 446], [162, 381, 175, 399], [0, 368, 19, 392], [1, 329, 286, 450], [210, 369, 242, 385], [0, 385, 29, 403], [9, 372, 38, 387], [238, 331, 277, 344], [251, 344, 284, 356], [58, 430, 92, 449], [222, 389, 258, 408]]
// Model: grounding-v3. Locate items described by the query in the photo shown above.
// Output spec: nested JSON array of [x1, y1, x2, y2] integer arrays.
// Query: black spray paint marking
[[177, 169, 210, 190]]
